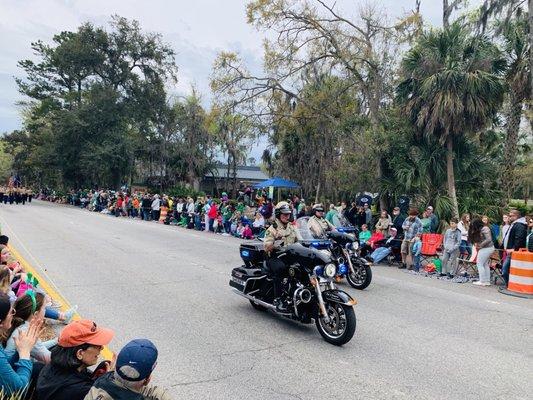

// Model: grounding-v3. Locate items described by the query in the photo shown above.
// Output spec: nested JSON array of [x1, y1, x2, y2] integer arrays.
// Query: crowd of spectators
[[0, 233, 172, 399]]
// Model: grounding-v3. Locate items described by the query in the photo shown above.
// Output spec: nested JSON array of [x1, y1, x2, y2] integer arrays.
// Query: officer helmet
[[275, 201, 292, 219], [312, 203, 325, 214]]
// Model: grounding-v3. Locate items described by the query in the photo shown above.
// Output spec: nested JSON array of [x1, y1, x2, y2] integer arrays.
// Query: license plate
[[231, 276, 246, 286]]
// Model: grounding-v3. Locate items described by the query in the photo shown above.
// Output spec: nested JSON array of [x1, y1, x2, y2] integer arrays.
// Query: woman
[[499, 214, 511, 248], [420, 211, 431, 233], [4, 291, 57, 364], [468, 218, 495, 286], [458, 213, 471, 257], [375, 211, 390, 236], [0, 292, 42, 395], [36, 319, 114, 400], [252, 212, 265, 235]]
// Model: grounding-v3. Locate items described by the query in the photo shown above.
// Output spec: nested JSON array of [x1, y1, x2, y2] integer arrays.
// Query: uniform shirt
[[264, 219, 298, 252], [308, 216, 335, 238]]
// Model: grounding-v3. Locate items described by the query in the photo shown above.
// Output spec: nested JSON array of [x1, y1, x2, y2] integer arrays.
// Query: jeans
[[441, 250, 459, 275], [370, 247, 391, 264], [502, 254, 511, 285], [477, 246, 494, 284], [142, 208, 151, 221], [460, 240, 471, 257], [208, 218, 215, 232], [412, 255, 421, 272], [45, 307, 60, 320]]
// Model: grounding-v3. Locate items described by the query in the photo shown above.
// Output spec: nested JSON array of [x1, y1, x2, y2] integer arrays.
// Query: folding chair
[[490, 250, 504, 285], [456, 247, 478, 277], [420, 233, 444, 265]]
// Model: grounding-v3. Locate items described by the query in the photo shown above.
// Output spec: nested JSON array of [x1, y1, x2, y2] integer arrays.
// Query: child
[[411, 235, 422, 272], [440, 217, 461, 278], [359, 224, 371, 245], [242, 224, 253, 240]]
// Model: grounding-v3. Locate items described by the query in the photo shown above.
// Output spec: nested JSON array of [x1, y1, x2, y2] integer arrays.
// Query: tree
[[397, 23, 506, 217]]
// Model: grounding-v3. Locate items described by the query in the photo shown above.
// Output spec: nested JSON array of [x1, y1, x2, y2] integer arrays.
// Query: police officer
[[264, 201, 298, 311], [308, 203, 336, 238]]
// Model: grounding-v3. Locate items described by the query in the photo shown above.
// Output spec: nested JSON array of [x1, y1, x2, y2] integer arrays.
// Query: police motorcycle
[[296, 217, 372, 290], [230, 240, 357, 345]]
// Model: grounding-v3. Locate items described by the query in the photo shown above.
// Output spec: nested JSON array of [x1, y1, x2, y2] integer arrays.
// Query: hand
[[13, 317, 43, 359]]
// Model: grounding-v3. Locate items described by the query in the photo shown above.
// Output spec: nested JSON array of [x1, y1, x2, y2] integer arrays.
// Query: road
[[0, 200, 531, 400]]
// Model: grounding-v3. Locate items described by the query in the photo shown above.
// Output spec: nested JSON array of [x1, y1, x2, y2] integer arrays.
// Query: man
[[308, 203, 336, 238], [400, 208, 423, 269], [426, 206, 439, 233], [151, 195, 161, 222], [85, 339, 171, 400], [392, 207, 406, 238], [363, 203, 372, 225], [264, 202, 298, 312], [141, 194, 152, 221], [501, 209, 528, 285]]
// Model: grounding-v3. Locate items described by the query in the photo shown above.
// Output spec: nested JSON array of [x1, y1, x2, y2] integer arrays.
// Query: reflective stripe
[[507, 274, 533, 285], [510, 259, 533, 270]]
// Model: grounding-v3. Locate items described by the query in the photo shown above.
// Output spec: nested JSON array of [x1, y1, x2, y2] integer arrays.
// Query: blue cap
[[116, 339, 158, 381]]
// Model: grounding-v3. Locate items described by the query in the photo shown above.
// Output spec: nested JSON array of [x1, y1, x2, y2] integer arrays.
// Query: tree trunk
[[446, 136, 459, 218], [501, 93, 523, 205]]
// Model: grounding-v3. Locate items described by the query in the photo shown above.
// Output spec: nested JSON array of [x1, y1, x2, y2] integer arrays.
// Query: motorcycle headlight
[[324, 263, 336, 278]]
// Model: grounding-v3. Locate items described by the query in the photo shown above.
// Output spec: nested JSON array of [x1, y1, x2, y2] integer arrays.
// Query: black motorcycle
[[296, 217, 372, 290], [230, 242, 357, 345]]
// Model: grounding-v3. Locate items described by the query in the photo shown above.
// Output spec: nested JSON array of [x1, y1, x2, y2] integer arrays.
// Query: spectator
[[360, 231, 384, 258], [501, 209, 528, 285], [141, 195, 152, 221], [325, 204, 338, 225], [85, 339, 171, 400], [400, 208, 423, 269], [440, 217, 461, 278], [458, 213, 471, 257], [391, 207, 405, 238], [411, 236, 422, 272], [425, 206, 439, 233], [420, 210, 431, 233], [482, 215, 500, 248], [368, 228, 400, 264], [252, 213, 265, 235], [36, 319, 114, 400], [242, 224, 253, 240], [526, 216, 533, 252], [0, 292, 43, 396], [4, 291, 57, 364], [207, 201, 218, 232], [468, 218, 494, 286], [151, 195, 161, 222], [375, 211, 390, 236], [358, 224, 371, 245], [498, 213, 511, 248], [363, 203, 372, 225], [203, 199, 212, 232]]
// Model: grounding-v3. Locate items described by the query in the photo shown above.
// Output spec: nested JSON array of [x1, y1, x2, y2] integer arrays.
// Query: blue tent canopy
[[253, 176, 299, 189]]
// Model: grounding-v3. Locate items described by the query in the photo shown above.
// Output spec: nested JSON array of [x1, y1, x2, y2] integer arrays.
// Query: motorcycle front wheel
[[315, 302, 356, 345], [346, 262, 372, 290]]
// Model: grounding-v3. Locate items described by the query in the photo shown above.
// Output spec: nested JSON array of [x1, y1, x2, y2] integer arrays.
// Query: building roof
[[205, 165, 269, 181]]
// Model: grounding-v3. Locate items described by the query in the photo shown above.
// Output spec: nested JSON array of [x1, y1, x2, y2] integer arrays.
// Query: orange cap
[[58, 319, 114, 348]]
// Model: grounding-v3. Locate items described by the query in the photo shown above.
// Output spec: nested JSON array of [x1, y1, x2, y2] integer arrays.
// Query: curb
[[9, 245, 114, 360]]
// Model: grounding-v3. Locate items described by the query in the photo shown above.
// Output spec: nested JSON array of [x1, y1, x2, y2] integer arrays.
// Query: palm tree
[[397, 23, 506, 217], [500, 13, 530, 203]]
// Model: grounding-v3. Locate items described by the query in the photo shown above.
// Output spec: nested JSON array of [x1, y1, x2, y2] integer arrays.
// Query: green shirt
[[359, 231, 371, 243], [325, 210, 338, 224]]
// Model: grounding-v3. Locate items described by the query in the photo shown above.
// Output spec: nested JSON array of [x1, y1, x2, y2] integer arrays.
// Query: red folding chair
[[420, 233, 444, 265]]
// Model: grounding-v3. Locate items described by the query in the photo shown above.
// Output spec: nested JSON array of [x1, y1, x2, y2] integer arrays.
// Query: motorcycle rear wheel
[[315, 302, 356, 345], [346, 262, 372, 290]]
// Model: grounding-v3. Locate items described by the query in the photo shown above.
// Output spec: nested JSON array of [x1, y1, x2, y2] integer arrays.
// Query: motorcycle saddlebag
[[239, 241, 265, 265], [230, 266, 264, 292]]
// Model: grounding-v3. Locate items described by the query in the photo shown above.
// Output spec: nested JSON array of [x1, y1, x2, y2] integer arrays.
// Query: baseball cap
[[58, 319, 114, 347], [116, 339, 158, 382]]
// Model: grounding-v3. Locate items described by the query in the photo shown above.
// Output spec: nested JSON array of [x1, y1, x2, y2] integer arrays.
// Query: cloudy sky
[[0, 0, 456, 136]]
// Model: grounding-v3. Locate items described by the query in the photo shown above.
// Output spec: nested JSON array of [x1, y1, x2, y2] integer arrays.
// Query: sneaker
[[398, 264, 407, 269], [62, 306, 78, 324], [472, 281, 490, 286], [50, 299, 62, 309]]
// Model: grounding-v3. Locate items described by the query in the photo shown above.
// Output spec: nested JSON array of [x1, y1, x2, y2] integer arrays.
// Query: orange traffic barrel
[[499, 249, 533, 299], [159, 206, 168, 223]]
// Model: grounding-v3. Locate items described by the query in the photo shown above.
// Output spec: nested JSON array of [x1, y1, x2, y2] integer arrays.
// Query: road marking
[[0, 213, 114, 360]]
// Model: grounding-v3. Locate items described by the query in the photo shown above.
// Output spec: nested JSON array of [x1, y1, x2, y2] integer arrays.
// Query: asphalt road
[[0, 200, 532, 400]]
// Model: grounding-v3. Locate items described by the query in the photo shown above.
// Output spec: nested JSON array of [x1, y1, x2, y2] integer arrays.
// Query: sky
[[0, 0, 458, 133]]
